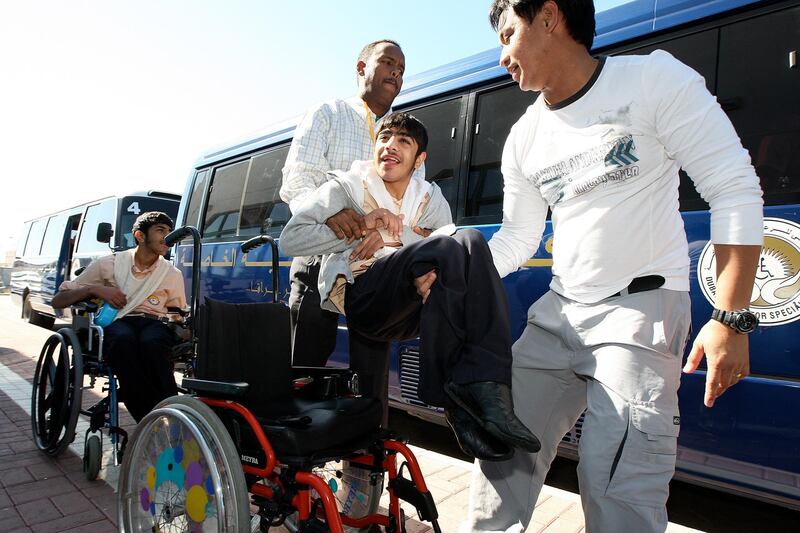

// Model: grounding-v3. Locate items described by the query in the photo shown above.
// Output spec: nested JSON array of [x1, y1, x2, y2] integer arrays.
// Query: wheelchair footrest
[[182, 377, 249, 398]]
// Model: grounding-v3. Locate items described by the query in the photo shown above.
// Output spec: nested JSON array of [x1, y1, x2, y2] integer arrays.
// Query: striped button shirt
[[280, 97, 376, 213]]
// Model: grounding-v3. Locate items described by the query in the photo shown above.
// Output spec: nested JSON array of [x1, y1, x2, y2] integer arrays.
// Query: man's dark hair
[[377, 112, 428, 156], [358, 39, 402, 63], [132, 211, 174, 237], [489, 0, 596, 51]]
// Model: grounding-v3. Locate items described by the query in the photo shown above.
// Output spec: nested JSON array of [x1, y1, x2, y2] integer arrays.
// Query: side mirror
[[96, 223, 114, 244]]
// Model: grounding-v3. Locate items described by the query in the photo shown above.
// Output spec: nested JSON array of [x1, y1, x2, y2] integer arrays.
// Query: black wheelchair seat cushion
[[257, 395, 383, 457]]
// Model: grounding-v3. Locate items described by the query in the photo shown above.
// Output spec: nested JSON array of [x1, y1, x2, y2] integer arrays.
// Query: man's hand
[[413, 226, 432, 238], [683, 319, 750, 408], [364, 208, 404, 239], [414, 270, 437, 304], [350, 230, 385, 261], [325, 209, 366, 244], [95, 286, 128, 309]]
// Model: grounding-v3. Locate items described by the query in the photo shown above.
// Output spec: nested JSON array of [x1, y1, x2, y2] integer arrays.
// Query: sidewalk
[[0, 295, 701, 532]]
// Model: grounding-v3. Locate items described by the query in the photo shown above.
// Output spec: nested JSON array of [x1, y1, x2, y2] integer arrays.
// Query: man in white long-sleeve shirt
[[280, 40, 408, 421], [455, 1, 764, 532]]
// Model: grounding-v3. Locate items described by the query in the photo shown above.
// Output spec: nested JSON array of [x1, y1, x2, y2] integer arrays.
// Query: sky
[[0, 0, 626, 256]]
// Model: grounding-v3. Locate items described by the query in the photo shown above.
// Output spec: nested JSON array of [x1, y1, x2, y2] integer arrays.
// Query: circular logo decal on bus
[[698, 217, 800, 326]]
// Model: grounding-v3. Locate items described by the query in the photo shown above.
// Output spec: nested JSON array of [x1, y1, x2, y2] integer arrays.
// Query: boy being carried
[[280, 112, 539, 460]]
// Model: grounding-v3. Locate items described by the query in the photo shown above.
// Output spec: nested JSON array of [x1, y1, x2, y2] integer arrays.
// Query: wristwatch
[[711, 308, 759, 334]]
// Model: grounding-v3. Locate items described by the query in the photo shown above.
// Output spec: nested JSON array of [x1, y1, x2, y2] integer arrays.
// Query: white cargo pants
[[462, 289, 692, 533]]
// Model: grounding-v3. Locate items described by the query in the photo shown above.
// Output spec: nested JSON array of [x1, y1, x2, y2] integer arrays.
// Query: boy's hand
[[364, 209, 404, 239], [413, 226, 432, 237], [94, 286, 127, 308], [414, 270, 437, 304], [350, 230, 386, 261], [326, 209, 366, 244]]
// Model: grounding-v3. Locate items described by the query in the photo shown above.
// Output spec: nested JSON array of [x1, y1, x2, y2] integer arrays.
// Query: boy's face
[[373, 127, 425, 185], [135, 223, 172, 257]]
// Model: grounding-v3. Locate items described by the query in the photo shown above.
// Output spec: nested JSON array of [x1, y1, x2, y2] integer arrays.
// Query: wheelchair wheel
[[31, 329, 84, 456], [285, 461, 383, 533], [117, 395, 250, 532], [84, 434, 102, 481]]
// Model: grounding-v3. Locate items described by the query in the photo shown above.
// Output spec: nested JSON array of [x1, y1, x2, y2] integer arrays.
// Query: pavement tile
[[0, 506, 26, 530], [542, 516, 585, 533], [16, 498, 64, 526], [9, 477, 76, 505], [51, 491, 97, 516], [531, 494, 574, 528], [62, 520, 116, 533], [26, 461, 63, 481], [0, 467, 35, 487], [29, 509, 105, 533]]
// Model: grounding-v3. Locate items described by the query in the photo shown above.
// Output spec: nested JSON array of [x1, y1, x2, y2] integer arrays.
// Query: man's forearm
[[51, 286, 97, 309], [712, 244, 761, 309]]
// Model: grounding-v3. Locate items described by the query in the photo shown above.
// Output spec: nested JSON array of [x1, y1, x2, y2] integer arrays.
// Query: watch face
[[735, 312, 759, 333]]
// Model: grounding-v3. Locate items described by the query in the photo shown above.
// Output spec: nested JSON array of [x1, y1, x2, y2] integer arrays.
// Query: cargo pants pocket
[[605, 401, 680, 508]]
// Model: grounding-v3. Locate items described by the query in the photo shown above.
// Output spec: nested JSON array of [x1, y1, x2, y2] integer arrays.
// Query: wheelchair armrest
[[182, 378, 249, 399], [72, 301, 99, 315], [291, 366, 360, 398]]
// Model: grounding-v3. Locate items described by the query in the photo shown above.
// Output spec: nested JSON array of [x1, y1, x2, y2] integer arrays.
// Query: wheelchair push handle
[[240, 235, 280, 303], [165, 225, 201, 328]]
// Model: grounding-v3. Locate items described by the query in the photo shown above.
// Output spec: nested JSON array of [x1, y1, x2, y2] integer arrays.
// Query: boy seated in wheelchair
[[280, 112, 540, 461], [51, 211, 187, 422]]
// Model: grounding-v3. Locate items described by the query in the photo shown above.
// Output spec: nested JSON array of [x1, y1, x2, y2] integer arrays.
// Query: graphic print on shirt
[[147, 294, 160, 306], [533, 134, 640, 205]]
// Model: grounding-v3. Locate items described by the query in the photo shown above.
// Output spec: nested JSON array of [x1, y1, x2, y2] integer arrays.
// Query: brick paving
[[0, 295, 702, 532]]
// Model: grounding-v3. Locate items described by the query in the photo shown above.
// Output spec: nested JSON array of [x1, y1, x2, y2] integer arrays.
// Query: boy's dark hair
[[132, 211, 174, 237], [377, 112, 428, 156], [489, 0, 596, 51], [358, 39, 402, 63]]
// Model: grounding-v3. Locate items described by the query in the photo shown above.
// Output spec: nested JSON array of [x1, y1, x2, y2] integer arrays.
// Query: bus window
[[717, 6, 800, 206], [184, 170, 210, 229], [117, 196, 181, 248], [77, 199, 117, 255], [203, 160, 248, 241], [40, 213, 69, 257], [402, 98, 464, 219], [24, 219, 47, 257], [240, 146, 290, 237], [466, 84, 537, 221], [16, 222, 32, 256]]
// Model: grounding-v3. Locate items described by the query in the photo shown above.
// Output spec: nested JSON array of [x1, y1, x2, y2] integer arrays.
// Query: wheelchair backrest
[[196, 298, 292, 408]]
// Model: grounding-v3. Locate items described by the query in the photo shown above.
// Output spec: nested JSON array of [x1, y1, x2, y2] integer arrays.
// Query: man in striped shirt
[[280, 40, 407, 421]]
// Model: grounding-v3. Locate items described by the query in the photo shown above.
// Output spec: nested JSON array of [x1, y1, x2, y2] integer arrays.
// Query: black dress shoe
[[444, 381, 541, 453], [445, 405, 514, 461]]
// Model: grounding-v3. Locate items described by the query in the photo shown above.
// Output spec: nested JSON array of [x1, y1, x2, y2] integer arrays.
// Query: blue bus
[[11, 191, 180, 327], [174, 0, 800, 509]]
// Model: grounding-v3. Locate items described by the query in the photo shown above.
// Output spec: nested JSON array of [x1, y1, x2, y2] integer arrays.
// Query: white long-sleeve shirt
[[489, 51, 763, 303]]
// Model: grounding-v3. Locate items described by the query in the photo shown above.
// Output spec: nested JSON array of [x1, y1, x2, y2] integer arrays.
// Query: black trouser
[[344, 229, 512, 408], [104, 316, 178, 422], [289, 256, 391, 422]]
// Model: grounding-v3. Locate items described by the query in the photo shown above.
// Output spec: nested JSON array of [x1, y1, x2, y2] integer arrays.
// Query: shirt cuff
[[710, 203, 764, 245]]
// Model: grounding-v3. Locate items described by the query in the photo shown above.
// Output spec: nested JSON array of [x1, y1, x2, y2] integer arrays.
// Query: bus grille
[[561, 411, 586, 445], [399, 349, 427, 407]]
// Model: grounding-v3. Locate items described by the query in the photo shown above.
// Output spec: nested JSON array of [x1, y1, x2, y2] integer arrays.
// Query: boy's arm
[[52, 258, 127, 309], [279, 180, 358, 257]]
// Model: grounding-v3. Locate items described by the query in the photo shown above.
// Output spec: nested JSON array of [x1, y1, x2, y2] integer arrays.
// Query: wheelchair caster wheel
[[84, 435, 102, 481]]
